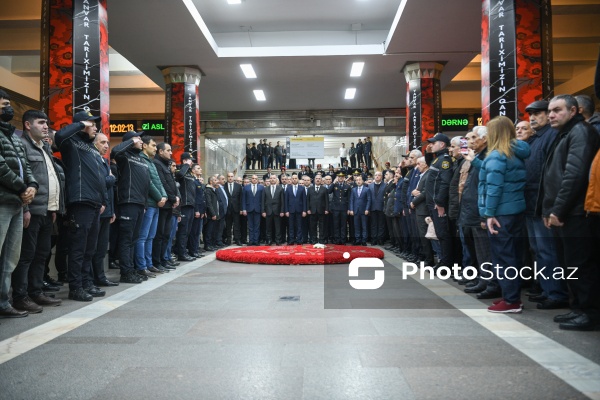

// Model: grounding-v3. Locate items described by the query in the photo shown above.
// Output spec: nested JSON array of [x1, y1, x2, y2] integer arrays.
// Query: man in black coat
[[175, 153, 197, 261], [306, 174, 329, 244], [204, 176, 220, 251], [224, 172, 243, 245], [152, 143, 180, 270], [11, 110, 63, 313], [539, 94, 600, 331], [55, 111, 107, 302]]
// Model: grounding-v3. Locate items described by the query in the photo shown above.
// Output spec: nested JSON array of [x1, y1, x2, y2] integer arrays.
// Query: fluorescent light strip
[[344, 88, 356, 100], [227, 0, 242, 4], [240, 64, 257, 78], [253, 90, 266, 101], [350, 62, 364, 77]]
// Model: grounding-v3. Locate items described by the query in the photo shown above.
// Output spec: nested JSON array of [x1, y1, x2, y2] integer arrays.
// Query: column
[[403, 62, 444, 151], [161, 67, 202, 164], [481, 0, 554, 124], [40, 0, 110, 136]]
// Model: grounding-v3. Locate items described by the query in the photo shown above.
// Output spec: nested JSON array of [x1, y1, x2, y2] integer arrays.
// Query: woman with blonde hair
[[478, 116, 530, 313]]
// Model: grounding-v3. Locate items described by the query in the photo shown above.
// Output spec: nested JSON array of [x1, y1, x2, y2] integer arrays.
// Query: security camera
[[309, 116, 315, 122]]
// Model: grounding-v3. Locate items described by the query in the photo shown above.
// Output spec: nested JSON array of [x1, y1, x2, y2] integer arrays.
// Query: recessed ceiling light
[[240, 64, 257, 78], [350, 62, 364, 77], [253, 90, 266, 101], [344, 88, 356, 100], [227, 0, 242, 4]]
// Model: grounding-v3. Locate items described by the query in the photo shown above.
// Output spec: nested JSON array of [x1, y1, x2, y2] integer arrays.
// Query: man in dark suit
[[279, 174, 290, 243], [307, 175, 329, 244], [215, 176, 228, 247], [242, 174, 264, 246], [284, 173, 307, 245], [364, 137, 372, 169], [204, 176, 220, 251], [300, 175, 313, 244], [224, 172, 243, 245], [368, 171, 386, 245], [349, 175, 372, 246], [262, 175, 284, 245], [410, 157, 434, 266]]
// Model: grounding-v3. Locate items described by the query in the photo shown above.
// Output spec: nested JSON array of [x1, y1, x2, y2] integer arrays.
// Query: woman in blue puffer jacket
[[478, 116, 530, 314]]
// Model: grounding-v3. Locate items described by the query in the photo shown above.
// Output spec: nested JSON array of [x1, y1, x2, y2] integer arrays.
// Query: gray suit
[[262, 185, 284, 244]]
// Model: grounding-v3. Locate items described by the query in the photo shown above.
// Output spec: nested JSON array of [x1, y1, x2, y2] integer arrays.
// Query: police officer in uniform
[[425, 133, 454, 268], [328, 172, 351, 244]]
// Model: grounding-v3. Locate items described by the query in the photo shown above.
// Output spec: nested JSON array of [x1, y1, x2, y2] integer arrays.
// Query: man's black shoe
[[95, 279, 119, 287], [553, 311, 581, 323], [235, 241, 242, 246], [464, 282, 487, 294], [528, 294, 548, 303], [68, 288, 93, 302], [44, 276, 64, 286], [166, 260, 180, 267], [524, 289, 542, 297], [177, 254, 194, 262], [109, 261, 120, 270], [120, 272, 143, 284], [42, 281, 60, 292], [30, 293, 62, 307], [465, 280, 479, 288], [137, 269, 156, 278], [559, 314, 595, 331], [12, 297, 43, 314], [163, 264, 176, 270], [0, 306, 29, 318], [57, 273, 68, 283], [84, 286, 106, 297], [537, 299, 569, 310], [476, 290, 502, 300], [157, 266, 170, 273]]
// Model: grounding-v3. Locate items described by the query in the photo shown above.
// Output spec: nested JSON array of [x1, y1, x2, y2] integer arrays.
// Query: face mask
[[1, 106, 14, 122]]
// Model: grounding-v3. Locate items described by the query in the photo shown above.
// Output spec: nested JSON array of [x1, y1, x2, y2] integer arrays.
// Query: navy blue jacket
[[194, 179, 206, 215], [242, 183, 263, 213], [523, 124, 558, 216], [349, 185, 372, 214], [284, 184, 307, 214]]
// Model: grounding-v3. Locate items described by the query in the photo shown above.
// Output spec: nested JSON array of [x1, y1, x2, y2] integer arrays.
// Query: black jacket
[[412, 169, 431, 217], [0, 122, 38, 205], [205, 186, 219, 219], [194, 179, 206, 215], [224, 181, 243, 213], [110, 140, 150, 206], [55, 122, 106, 208], [307, 185, 329, 214], [175, 164, 196, 207], [425, 149, 453, 210], [153, 156, 179, 208], [538, 114, 600, 219], [100, 157, 116, 218], [21, 133, 64, 216]]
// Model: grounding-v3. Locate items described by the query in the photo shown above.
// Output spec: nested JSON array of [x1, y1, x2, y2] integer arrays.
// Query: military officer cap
[[525, 100, 549, 113], [353, 170, 361, 175], [337, 171, 346, 177], [427, 133, 450, 146]]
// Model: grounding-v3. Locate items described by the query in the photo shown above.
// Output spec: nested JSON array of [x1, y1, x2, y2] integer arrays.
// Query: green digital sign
[[441, 114, 469, 131], [141, 120, 166, 137]]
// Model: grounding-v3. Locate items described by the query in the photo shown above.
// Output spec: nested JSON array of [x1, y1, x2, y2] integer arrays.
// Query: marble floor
[[0, 251, 599, 400]]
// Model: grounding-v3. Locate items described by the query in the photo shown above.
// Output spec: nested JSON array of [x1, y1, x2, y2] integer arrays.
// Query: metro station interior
[[1, 0, 600, 399]]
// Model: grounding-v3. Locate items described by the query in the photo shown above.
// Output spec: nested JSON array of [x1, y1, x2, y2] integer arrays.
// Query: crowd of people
[[1, 87, 600, 331]]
